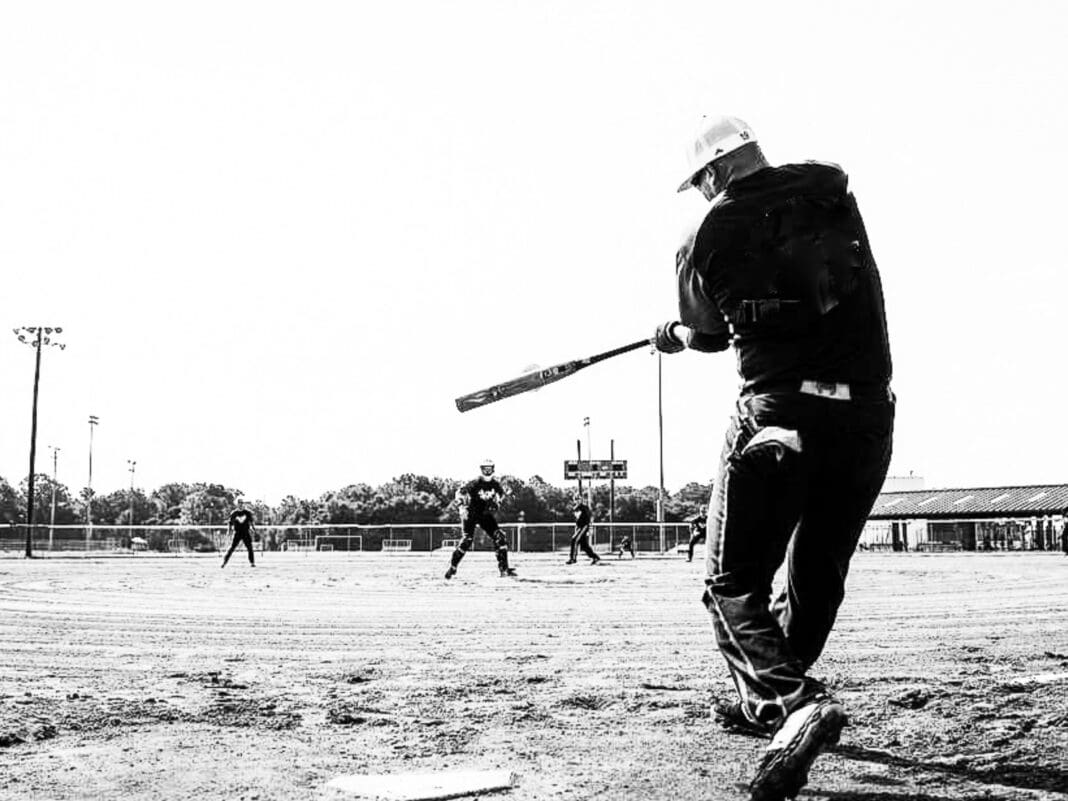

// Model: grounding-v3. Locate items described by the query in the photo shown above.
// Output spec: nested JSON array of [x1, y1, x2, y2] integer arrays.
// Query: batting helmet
[[677, 115, 757, 193]]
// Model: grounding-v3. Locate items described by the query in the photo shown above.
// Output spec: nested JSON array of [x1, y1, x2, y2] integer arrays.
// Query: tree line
[[0, 473, 712, 527]]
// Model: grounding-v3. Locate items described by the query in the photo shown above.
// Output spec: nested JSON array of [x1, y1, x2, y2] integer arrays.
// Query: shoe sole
[[749, 705, 846, 801]]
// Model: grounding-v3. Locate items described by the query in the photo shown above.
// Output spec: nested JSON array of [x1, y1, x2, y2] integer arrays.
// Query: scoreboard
[[564, 459, 628, 480]]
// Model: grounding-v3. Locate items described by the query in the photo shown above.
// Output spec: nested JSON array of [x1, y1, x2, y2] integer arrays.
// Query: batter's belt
[[746, 379, 893, 403]]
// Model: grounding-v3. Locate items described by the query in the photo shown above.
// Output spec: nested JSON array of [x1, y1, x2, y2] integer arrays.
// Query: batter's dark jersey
[[462, 478, 504, 517], [677, 162, 892, 393], [573, 502, 591, 528], [229, 509, 254, 534]]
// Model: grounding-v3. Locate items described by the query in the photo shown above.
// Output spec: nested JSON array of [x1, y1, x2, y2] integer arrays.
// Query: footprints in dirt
[[0, 713, 57, 748], [887, 687, 931, 709], [830, 652, 1068, 796], [167, 669, 303, 730]]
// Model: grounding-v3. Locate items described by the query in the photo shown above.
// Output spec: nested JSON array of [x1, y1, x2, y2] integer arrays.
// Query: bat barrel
[[454, 337, 651, 413]]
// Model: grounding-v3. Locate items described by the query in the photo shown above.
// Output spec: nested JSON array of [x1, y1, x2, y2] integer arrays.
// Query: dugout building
[[860, 484, 1068, 552]]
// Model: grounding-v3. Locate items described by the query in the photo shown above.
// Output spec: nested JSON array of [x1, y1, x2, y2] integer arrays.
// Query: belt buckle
[[801, 380, 851, 401]]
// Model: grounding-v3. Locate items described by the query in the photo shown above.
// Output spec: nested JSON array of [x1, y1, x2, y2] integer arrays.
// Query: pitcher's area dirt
[[1, 552, 1066, 800]]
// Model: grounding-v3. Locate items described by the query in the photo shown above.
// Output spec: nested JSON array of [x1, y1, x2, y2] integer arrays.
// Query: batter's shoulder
[[775, 161, 849, 194]]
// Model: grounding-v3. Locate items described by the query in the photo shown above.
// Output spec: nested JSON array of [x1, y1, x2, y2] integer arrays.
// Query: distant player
[[445, 460, 517, 579], [613, 535, 636, 559], [566, 493, 600, 565], [222, 506, 257, 568], [687, 513, 708, 563]]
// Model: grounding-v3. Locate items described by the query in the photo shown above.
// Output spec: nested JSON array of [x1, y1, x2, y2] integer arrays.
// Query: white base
[[326, 769, 516, 800]]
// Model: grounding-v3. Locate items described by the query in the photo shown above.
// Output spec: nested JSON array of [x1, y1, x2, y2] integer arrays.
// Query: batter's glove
[[654, 321, 686, 354]]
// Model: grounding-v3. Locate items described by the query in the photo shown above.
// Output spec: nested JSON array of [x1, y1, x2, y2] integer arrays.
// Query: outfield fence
[[0, 522, 694, 556], [5, 518, 1065, 557]]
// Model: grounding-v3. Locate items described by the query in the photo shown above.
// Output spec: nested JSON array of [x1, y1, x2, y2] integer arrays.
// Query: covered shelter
[[862, 484, 1068, 552]]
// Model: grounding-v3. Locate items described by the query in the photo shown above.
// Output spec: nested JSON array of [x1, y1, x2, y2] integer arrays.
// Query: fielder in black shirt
[[222, 507, 256, 568], [566, 494, 600, 565], [613, 535, 635, 560], [687, 513, 708, 563], [444, 460, 516, 579]]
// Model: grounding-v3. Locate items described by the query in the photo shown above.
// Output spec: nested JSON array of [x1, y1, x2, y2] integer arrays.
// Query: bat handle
[[652, 323, 692, 348], [673, 323, 693, 342]]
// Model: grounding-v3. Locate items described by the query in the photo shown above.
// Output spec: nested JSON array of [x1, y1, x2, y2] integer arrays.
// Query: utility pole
[[583, 417, 593, 511], [127, 459, 137, 528], [657, 352, 666, 553], [49, 446, 60, 552], [87, 415, 99, 538], [576, 439, 583, 499], [12, 326, 66, 558], [609, 439, 616, 525]]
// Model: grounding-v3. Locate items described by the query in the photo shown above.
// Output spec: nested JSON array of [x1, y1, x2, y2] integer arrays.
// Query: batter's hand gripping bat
[[455, 336, 653, 413]]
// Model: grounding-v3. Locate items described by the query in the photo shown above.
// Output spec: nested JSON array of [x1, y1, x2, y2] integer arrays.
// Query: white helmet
[[479, 459, 495, 477], [677, 115, 757, 193]]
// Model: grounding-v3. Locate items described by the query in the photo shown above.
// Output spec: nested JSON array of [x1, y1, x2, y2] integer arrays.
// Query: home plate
[[326, 769, 517, 800], [516, 574, 608, 585]]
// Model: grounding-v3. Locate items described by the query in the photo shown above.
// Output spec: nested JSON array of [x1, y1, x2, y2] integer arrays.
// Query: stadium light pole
[[609, 438, 616, 525], [87, 415, 99, 535], [657, 352, 666, 553], [583, 416, 593, 511], [49, 445, 61, 552], [12, 326, 66, 558], [127, 460, 137, 527]]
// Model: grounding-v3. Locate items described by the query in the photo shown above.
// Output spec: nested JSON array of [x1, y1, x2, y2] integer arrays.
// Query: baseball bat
[[455, 337, 652, 413]]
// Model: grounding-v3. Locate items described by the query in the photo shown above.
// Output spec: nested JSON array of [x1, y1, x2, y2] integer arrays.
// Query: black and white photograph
[[1, 2, 1066, 799]]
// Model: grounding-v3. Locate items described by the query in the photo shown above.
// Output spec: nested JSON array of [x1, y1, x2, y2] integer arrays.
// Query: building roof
[[868, 484, 1068, 520]]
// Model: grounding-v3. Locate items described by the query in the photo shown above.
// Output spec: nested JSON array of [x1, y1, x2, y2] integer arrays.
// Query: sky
[[2, 1, 1067, 504]]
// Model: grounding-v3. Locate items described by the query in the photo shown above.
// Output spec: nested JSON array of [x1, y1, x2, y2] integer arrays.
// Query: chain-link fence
[[1, 522, 694, 556]]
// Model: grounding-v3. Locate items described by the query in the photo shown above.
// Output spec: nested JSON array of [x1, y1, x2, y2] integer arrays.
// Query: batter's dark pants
[[703, 391, 893, 727], [222, 532, 255, 567], [687, 531, 707, 562], [449, 513, 510, 572], [569, 524, 599, 562]]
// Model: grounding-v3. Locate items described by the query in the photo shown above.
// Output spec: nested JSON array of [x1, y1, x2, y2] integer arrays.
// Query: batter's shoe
[[444, 566, 457, 580], [713, 699, 772, 739], [499, 568, 518, 578], [748, 696, 846, 801]]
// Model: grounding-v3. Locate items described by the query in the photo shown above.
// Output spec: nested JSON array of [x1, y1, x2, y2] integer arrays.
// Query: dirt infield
[[0, 551, 1066, 801]]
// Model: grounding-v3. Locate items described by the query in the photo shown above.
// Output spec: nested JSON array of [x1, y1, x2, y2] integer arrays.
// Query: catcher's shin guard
[[450, 534, 473, 568]]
